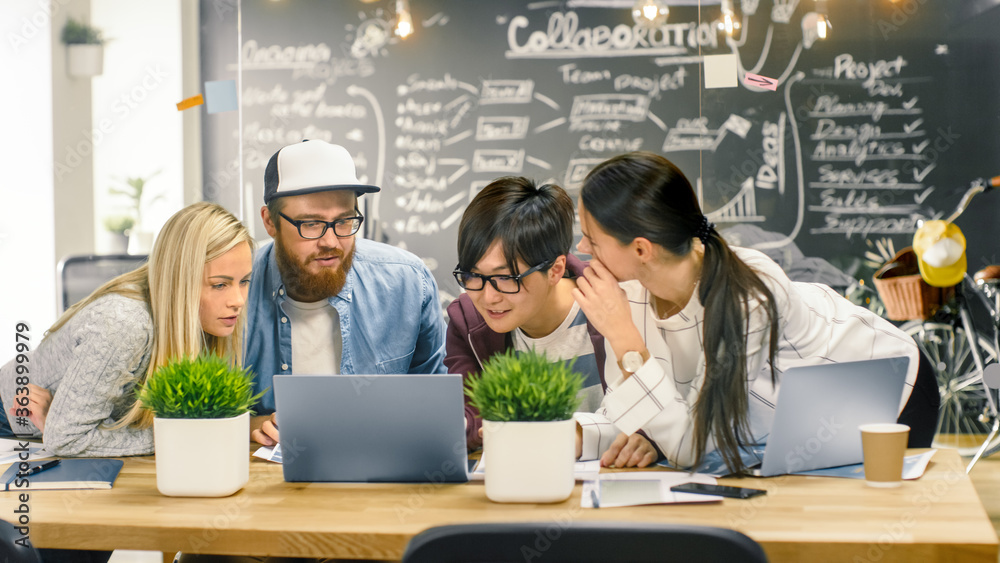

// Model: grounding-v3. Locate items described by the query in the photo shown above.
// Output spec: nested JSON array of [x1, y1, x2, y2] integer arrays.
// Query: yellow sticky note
[[703, 54, 738, 89], [176, 94, 205, 111]]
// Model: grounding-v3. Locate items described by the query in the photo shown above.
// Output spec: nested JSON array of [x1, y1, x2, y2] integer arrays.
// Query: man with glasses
[[245, 140, 446, 446], [446, 177, 658, 467]]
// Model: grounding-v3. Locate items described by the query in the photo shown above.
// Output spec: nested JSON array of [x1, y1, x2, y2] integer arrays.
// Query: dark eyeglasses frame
[[452, 258, 554, 294], [279, 211, 364, 239]]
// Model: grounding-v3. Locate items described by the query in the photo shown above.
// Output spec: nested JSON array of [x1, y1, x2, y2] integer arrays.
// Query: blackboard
[[200, 0, 1000, 304]]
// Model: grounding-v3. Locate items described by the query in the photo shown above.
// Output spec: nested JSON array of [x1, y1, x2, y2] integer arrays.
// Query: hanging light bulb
[[632, 0, 669, 27], [719, 0, 738, 36], [394, 0, 413, 39], [815, 0, 830, 39]]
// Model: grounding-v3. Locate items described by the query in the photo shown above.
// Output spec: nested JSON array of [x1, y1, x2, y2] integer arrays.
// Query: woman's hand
[[572, 257, 646, 361], [9, 384, 53, 433], [601, 432, 658, 468]]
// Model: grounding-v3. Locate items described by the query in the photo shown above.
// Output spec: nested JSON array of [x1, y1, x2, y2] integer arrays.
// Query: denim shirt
[[245, 238, 447, 412]]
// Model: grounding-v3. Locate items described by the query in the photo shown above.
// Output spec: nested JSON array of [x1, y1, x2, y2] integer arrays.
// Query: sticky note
[[176, 94, 204, 111], [745, 72, 778, 91], [204, 80, 238, 114], [703, 54, 738, 89]]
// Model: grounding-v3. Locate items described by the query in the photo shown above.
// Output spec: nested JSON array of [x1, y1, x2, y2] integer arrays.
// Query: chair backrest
[[401, 522, 769, 563], [0, 519, 42, 563], [56, 254, 148, 314]]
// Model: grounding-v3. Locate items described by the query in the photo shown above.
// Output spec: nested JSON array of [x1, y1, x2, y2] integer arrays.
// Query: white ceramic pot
[[482, 419, 575, 503], [67, 44, 104, 77], [127, 230, 154, 255], [153, 412, 249, 497]]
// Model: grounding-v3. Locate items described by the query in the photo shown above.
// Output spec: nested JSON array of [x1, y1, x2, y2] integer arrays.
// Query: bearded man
[[245, 140, 446, 446]]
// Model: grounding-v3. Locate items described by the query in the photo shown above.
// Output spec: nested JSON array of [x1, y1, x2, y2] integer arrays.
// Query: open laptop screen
[[757, 356, 910, 477], [274, 374, 469, 483]]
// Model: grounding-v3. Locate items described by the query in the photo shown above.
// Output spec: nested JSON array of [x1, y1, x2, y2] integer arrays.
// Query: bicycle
[[874, 176, 1000, 472]]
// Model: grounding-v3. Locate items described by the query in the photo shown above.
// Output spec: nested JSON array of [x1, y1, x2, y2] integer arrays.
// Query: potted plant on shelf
[[465, 348, 584, 503], [102, 215, 134, 254], [138, 354, 264, 497], [61, 17, 106, 77]]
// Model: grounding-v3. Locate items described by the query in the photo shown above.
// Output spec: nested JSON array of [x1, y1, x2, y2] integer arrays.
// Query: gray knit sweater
[[0, 293, 154, 456]]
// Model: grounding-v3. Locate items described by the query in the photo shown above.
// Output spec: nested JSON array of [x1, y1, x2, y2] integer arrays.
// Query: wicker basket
[[873, 247, 955, 321]]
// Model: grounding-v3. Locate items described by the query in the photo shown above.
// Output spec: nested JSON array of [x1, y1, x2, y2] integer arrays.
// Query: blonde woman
[[0, 202, 253, 457]]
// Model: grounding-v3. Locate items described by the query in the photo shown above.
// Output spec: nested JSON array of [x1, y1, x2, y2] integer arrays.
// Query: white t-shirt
[[283, 297, 342, 375], [513, 301, 602, 412]]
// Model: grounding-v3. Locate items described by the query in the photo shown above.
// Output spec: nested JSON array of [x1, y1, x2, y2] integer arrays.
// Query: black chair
[[401, 522, 769, 563], [56, 254, 148, 314], [0, 519, 41, 563]]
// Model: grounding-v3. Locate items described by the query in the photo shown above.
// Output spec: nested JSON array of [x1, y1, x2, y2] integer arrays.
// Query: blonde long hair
[[49, 202, 253, 429]]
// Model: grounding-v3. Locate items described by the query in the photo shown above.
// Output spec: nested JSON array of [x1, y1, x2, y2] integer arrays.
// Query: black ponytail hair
[[581, 152, 780, 474]]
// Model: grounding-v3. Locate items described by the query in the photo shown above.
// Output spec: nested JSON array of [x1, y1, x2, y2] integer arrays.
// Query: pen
[[591, 488, 600, 509], [25, 460, 60, 475]]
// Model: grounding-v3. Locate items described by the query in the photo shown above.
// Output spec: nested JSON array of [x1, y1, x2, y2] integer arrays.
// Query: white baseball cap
[[263, 140, 379, 204]]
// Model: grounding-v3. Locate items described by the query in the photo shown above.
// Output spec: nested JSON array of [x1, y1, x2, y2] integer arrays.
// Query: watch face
[[623, 351, 643, 373]]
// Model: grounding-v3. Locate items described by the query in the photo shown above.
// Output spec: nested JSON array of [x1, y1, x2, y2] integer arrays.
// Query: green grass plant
[[61, 17, 105, 45], [464, 348, 584, 422], [139, 354, 264, 419]]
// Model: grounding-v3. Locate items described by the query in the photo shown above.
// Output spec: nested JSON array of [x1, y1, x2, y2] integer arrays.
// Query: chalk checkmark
[[914, 187, 935, 204], [903, 97, 919, 110], [912, 140, 930, 154], [904, 119, 924, 134], [914, 163, 936, 183]]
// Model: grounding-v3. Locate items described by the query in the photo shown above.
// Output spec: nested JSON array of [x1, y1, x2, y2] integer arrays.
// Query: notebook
[[756, 356, 910, 477], [1, 459, 124, 491], [273, 373, 469, 483]]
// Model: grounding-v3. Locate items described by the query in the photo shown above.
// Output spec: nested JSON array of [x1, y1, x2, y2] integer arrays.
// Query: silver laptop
[[273, 374, 469, 483], [757, 356, 910, 477]]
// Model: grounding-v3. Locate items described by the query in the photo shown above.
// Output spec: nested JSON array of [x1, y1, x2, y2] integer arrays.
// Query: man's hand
[[600, 432, 658, 468], [251, 413, 280, 446], [10, 384, 53, 433]]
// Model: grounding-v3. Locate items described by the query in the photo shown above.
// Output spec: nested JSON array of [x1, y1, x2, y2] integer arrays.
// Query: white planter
[[482, 419, 575, 503], [153, 412, 249, 497], [67, 44, 104, 77], [99, 231, 129, 254], [127, 230, 154, 255]]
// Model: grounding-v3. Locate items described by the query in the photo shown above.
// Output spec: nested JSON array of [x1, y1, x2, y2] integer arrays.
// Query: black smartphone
[[670, 482, 767, 499]]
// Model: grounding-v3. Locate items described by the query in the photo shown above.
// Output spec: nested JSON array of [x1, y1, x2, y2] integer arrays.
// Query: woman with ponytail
[[572, 152, 936, 474], [0, 202, 253, 457]]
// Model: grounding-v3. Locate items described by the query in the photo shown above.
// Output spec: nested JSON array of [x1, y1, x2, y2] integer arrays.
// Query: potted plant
[[102, 215, 134, 254], [61, 17, 105, 77], [138, 354, 264, 497], [109, 171, 162, 254], [465, 348, 584, 503]]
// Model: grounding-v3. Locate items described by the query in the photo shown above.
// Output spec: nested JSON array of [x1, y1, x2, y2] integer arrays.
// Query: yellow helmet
[[912, 220, 966, 287]]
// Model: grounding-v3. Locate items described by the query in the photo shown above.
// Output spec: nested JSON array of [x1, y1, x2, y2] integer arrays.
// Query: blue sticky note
[[204, 80, 238, 114]]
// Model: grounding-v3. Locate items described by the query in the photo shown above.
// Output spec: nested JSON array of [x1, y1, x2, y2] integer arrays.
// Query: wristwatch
[[620, 350, 645, 375]]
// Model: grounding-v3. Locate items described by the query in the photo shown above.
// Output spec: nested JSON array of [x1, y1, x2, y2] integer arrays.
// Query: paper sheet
[[582, 471, 720, 508], [792, 450, 937, 480], [253, 444, 283, 463], [0, 438, 53, 464]]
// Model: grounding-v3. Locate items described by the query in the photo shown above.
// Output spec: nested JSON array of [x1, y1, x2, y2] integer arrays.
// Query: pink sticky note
[[745, 72, 778, 91]]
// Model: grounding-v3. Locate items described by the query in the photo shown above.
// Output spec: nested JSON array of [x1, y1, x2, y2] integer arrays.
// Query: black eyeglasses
[[452, 259, 554, 294], [279, 212, 364, 239]]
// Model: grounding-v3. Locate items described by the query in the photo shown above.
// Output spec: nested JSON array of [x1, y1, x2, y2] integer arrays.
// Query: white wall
[[0, 0, 57, 336], [92, 0, 184, 253]]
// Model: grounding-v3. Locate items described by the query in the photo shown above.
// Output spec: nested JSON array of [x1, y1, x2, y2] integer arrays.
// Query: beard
[[274, 231, 355, 302]]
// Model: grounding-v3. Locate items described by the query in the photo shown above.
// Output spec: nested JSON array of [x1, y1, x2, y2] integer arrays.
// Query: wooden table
[[0, 448, 996, 562]]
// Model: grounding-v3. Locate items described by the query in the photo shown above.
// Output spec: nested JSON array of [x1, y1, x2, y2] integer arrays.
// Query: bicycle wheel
[[903, 321, 1000, 456]]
